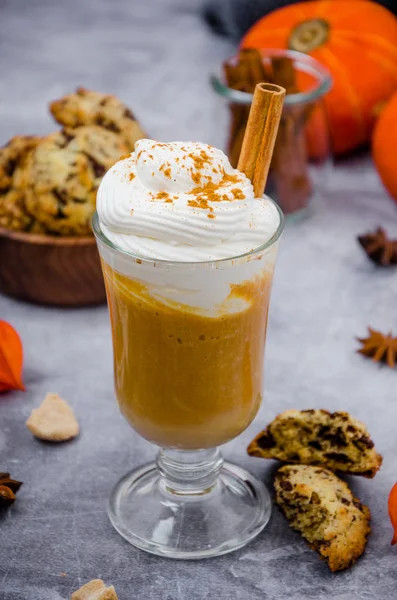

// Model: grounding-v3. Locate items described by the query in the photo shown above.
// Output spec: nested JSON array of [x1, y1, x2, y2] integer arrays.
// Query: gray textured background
[[1, 0, 397, 598]]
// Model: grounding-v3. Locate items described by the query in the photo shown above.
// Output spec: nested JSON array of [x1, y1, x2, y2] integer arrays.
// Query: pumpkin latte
[[96, 139, 281, 450]]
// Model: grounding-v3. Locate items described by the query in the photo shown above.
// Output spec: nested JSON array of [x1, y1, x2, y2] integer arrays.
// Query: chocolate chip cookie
[[0, 136, 41, 231], [23, 126, 127, 235], [274, 464, 371, 571], [248, 409, 382, 478], [50, 87, 145, 150]]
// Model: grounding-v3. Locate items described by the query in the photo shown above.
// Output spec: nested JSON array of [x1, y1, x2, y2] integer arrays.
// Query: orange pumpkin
[[241, 0, 397, 155], [373, 91, 397, 202]]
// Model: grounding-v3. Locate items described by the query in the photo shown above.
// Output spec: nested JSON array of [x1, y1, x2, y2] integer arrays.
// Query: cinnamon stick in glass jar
[[223, 50, 312, 213]]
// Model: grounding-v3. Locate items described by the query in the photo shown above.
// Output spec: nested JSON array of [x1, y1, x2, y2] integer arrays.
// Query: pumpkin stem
[[289, 19, 329, 53]]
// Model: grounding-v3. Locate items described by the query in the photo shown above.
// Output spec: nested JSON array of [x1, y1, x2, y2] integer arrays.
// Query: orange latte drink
[[96, 139, 282, 450]]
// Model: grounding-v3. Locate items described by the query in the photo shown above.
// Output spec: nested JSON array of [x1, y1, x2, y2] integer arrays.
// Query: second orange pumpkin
[[373, 91, 397, 203], [241, 0, 397, 155]]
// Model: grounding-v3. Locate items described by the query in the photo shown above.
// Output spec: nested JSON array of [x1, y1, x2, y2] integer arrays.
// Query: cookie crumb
[[26, 393, 79, 442], [71, 579, 118, 600]]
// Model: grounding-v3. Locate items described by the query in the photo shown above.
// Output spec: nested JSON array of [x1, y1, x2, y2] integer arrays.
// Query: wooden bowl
[[0, 227, 106, 306]]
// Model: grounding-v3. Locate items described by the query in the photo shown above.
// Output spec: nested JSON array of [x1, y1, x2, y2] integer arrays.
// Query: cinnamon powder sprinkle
[[159, 163, 172, 178], [207, 213, 216, 219], [188, 199, 202, 209], [128, 172, 135, 181], [185, 156, 245, 212], [119, 153, 131, 161], [188, 150, 212, 172], [191, 171, 201, 185], [151, 191, 174, 204], [221, 170, 240, 184], [187, 171, 245, 210], [154, 191, 171, 201], [186, 150, 213, 185], [232, 188, 245, 200]]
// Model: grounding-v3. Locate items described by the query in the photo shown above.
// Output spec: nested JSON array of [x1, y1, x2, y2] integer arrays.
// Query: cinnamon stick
[[239, 49, 272, 92], [224, 62, 250, 92], [271, 56, 299, 94], [238, 83, 285, 198], [224, 58, 251, 167], [228, 104, 249, 168]]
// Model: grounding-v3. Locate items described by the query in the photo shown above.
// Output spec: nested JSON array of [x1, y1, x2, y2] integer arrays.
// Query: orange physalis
[[389, 483, 397, 546], [0, 320, 25, 393]]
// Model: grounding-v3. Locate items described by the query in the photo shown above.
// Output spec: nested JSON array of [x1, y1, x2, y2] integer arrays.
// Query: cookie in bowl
[[50, 87, 146, 151], [23, 126, 128, 236], [0, 87, 145, 306], [0, 135, 39, 192], [0, 135, 41, 231]]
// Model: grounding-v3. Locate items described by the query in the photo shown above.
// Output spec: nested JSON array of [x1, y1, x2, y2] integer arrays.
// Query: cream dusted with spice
[[97, 139, 280, 262]]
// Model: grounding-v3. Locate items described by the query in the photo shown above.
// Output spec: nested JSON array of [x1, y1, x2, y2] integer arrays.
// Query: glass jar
[[211, 49, 333, 218]]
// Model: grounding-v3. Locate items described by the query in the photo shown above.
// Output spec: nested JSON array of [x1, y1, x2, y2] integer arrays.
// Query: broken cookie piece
[[71, 579, 118, 600], [274, 464, 371, 571], [248, 409, 382, 478], [26, 393, 79, 442]]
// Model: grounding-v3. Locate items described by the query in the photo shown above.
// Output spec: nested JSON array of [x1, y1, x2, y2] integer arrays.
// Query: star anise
[[358, 227, 397, 266], [0, 472, 22, 508], [357, 328, 397, 368]]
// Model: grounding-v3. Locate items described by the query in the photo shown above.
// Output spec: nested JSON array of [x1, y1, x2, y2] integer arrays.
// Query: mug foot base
[[108, 461, 272, 559]]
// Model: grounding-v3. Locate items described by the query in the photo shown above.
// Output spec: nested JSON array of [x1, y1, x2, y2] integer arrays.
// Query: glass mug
[[93, 203, 284, 559]]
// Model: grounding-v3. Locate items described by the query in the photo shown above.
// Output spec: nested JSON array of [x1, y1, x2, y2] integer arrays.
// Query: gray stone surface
[[1, 0, 397, 598]]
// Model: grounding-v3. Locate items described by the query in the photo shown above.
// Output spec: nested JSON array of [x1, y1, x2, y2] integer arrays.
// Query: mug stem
[[157, 448, 224, 496]]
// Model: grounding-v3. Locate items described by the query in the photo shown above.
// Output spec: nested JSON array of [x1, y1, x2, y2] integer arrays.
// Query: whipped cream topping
[[97, 139, 280, 262]]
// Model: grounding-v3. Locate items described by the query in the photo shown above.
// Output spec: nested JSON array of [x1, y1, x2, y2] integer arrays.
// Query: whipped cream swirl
[[97, 139, 280, 262]]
